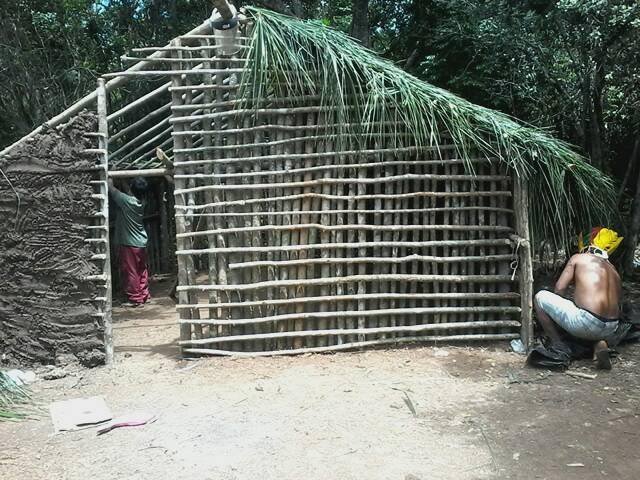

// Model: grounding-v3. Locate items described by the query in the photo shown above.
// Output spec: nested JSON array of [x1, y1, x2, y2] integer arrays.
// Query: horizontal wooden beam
[[194, 309, 521, 325], [169, 105, 356, 125], [179, 319, 521, 339], [172, 132, 419, 154], [175, 292, 521, 310], [108, 169, 169, 178], [175, 191, 512, 211], [172, 146, 456, 167], [176, 274, 515, 292], [174, 174, 509, 194], [181, 333, 521, 357], [120, 56, 249, 64], [168, 83, 240, 92], [171, 120, 417, 136], [173, 159, 484, 180], [102, 68, 246, 78], [131, 45, 249, 53], [176, 224, 513, 239], [176, 239, 513, 256], [227, 254, 516, 270], [175, 207, 514, 218]]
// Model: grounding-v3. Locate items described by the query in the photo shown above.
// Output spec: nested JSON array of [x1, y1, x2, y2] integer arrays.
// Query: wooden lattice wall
[[163, 30, 523, 356]]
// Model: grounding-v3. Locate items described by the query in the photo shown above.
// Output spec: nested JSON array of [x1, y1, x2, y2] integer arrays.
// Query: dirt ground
[[1, 278, 639, 480]]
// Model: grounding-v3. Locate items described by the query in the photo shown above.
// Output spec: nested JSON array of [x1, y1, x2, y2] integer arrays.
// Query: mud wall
[[0, 113, 105, 366]]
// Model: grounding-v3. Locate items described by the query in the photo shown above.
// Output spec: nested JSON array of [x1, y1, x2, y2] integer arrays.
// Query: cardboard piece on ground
[[49, 396, 112, 433]]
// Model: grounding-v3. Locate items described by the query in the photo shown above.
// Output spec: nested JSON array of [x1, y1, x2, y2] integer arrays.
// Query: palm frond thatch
[[240, 7, 615, 249], [0, 371, 32, 420]]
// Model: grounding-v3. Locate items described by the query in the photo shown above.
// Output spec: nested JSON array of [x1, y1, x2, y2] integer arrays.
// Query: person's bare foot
[[594, 340, 612, 370]]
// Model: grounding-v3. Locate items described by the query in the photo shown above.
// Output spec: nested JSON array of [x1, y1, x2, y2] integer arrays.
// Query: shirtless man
[[534, 248, 621, 370]]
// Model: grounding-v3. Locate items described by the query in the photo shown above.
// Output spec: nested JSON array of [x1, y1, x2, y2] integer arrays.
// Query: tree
[[391, 0, 639, 256], [0, 0, 212, 149], [350, 0, 369, 47]]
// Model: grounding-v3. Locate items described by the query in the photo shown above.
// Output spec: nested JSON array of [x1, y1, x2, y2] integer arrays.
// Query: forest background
[[1, 0, 638, 270]]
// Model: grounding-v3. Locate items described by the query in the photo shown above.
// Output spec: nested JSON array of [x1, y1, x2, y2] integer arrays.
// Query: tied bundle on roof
[[239, 7, 616, 250]]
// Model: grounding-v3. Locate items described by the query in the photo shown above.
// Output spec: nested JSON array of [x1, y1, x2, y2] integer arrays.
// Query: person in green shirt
[[108, 177, 150, 307]]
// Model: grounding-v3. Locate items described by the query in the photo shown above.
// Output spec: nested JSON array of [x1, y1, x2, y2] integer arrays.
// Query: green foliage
[[1, 0, 634, 249], [0, 372, 32, 421], [391, 0, 640, 178], [0, 0, 212, 148], [242, 7, 615, 249]]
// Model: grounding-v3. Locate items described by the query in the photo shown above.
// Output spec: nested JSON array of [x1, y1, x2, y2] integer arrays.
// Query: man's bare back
[[555, 253, 621, 319]]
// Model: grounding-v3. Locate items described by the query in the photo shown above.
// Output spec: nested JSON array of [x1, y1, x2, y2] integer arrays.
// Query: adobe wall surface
[[0, 113, 105, 367]]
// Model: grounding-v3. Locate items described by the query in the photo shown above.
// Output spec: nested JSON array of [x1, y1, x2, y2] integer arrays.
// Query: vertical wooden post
[[97, 78, 114, 365], [159, 179, 169, 273], [514, 176, 534, 349], [318, 112, 336, 347], [170, 38, 195, 346], [371, 140, 383, 338], [180, 45, 203, 341], [199, 37, 220, 341], [290, 114, 304, 348], [356, 155, 367, 343]]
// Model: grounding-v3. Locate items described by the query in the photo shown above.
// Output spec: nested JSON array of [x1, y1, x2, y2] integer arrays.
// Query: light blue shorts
[[535, 290, 618, 341]]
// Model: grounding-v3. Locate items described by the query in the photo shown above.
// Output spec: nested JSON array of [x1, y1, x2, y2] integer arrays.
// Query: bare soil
[[1, 278, 639, 479]]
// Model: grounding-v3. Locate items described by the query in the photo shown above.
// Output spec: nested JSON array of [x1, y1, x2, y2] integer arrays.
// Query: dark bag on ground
[[527, 342, 573, 370]]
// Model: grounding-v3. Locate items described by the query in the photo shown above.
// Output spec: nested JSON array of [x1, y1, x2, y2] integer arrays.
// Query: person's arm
[[108, 178, 128, 208], [554, 254, 578, 295]]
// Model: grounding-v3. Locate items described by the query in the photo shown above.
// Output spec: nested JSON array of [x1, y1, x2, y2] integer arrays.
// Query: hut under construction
[[0, 4, 613, 365]]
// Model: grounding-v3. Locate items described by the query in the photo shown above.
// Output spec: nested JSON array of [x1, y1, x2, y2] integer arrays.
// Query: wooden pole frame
[[96, 78, 114, 365], [20, 9, 526, 357]]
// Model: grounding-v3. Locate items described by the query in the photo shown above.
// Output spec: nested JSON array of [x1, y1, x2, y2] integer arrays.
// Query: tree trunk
[[618, 136, 640, 206], [624, 161, 640, 274], [577, 57, 591, 154], [350, 0, 369, 47], [589, 62, 606, 170], [404, 46, 421, 69], [256, 0, 302, 17], [212, 0, 234, 19]]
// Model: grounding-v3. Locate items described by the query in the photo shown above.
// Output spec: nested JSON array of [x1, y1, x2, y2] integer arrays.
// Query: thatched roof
[[241, 7, 615, 249]]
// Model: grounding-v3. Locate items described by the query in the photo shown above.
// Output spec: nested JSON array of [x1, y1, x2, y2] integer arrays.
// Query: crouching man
[[533, 228, 623, 369]]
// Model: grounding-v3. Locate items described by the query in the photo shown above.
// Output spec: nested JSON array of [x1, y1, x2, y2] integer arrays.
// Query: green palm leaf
[[0, 371, 32, 421], [239, 7, 615, 249]]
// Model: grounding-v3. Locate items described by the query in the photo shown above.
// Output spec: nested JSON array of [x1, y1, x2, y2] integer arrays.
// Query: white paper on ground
[[49, 396, 112, 433]]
